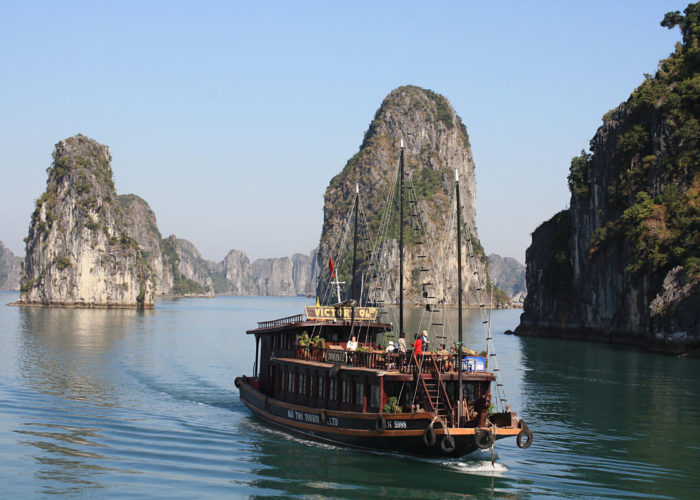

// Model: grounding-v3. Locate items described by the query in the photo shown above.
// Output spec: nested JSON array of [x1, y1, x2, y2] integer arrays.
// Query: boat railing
[[288, 345, 479, 376], [257, 314, 304, 329]]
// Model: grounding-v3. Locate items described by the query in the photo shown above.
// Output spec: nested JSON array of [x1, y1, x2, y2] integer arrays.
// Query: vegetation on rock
[[570, 3, 700, 280], [522, 4, 700, 353]]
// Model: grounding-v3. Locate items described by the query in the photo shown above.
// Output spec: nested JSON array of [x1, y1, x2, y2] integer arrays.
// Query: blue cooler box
[[462, 356, 486, 372]]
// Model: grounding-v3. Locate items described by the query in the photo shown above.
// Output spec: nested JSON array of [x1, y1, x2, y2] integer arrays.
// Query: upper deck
[[248, 311, 492, 381]]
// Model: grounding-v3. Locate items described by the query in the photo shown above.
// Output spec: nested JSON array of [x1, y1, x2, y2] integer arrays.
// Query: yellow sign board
[[305, 306, 378, 321]]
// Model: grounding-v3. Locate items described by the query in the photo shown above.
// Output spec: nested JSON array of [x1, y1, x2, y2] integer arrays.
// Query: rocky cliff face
[[218, 249, 253, 294], [0, 241, 22, 291], [317, 85, 487, 304], [488, 254, 526, 300], [249, 249, 319, 296], [18, 135, 156, 308], [216, 248, 319, 296], [119, 194, 172, 292], [517, 6, 700, 354]]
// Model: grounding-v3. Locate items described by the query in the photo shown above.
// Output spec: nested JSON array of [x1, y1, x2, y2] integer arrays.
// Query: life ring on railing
[[423, 427, 437, 447], [234, 377, 242, 389], [440, 434, 456, 453], [376, 415, 387, 433], [320, 410, 327, 425], [475, 428, 495, 449], [516, 421, 533, 449]]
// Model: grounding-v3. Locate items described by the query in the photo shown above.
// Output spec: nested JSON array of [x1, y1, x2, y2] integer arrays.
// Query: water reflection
[[11, 306, 152, 495], [16, 306, 149, 405], [518, 336, 700, 498]]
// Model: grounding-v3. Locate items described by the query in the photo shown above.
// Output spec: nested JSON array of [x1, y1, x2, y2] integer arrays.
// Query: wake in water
[[446, 459, 509, 477], [242, 419, 344, 451]]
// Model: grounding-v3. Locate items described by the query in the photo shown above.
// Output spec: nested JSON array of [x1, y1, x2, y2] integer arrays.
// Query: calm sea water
[[1, 292, 699, 499]]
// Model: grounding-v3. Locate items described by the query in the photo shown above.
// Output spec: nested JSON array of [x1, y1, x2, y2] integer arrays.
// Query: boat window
[[288, 372, 295, 393], [463, 382, 477, 402], [319, 376, 326, 399], [341, 380, 350, 404], [329, 378, 337, 401], [298, 373, 306, 395], [354, 382, 364, 406], [370, 385, 380, 409], [402, 383, 414, 409]]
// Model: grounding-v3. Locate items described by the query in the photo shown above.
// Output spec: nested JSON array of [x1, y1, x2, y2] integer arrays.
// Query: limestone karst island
[[516, 7, 700, 356]]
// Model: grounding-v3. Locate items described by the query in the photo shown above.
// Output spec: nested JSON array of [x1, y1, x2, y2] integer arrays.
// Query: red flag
[[329, 257, 335, 278]]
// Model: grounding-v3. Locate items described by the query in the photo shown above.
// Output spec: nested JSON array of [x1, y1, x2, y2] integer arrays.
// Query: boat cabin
[[246, 306, 495, 427]]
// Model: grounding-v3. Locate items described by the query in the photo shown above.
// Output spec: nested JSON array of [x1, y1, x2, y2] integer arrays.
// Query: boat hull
[[237, 377, 516, 458]]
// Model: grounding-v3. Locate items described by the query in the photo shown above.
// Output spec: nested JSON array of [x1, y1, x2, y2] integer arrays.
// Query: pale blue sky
[[0, 1, 686, 263]]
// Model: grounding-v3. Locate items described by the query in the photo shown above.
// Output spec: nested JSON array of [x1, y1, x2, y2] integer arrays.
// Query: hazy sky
[[0, 1, 686, 263]]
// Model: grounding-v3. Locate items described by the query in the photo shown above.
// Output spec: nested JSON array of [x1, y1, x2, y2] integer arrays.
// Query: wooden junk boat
[[236, 142, 533, 458]]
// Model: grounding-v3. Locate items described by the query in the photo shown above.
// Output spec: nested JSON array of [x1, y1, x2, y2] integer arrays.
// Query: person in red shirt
[[411, 334, 423, 356]]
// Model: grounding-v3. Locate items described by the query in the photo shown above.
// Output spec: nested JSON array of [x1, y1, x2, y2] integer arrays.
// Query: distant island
[[516, 5, 700, 356], [0, 241, 22, 291]]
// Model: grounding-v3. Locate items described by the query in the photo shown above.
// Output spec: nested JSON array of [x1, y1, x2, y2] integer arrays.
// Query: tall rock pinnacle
[[18, 134, 156, 308], [317, 85, 487, 304]]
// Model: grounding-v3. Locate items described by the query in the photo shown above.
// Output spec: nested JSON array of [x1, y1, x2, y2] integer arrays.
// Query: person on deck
[[346, 336, 358, 351], [411, 334, 423, 356], [397, 332, 407, 354], [421, 330, 429, 352], [437, 343, 451, 371], [386, 341, 396, 353]]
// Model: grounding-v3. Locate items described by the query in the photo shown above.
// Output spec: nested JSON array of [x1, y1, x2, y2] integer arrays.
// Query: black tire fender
[[475, 428, 495, 449], [517, 427, 533, 449], [320, 409, 327, 425], [329, 363, 341, 378], [264, 397, 270, 411], [234, 377, 242, 389], [423, 427, 437, 447], [440, 434, 456, 453], [376, 415, 387, 433]]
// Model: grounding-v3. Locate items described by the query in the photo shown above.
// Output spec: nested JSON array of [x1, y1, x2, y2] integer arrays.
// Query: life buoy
[[475, 429, 495, 449], [440, 434, 456, 453], [517, 426, 533, 449], [234, 377, 242, 389], [376, 415, 387, 433], [423, 427, 437, 447], [320, 410, 327, 425]]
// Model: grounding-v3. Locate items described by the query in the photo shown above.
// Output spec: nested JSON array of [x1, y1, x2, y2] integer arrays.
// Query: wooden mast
[[399, 140, 405, 343], [349, 184, 359, 339], [456, 168, 463, 427]]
